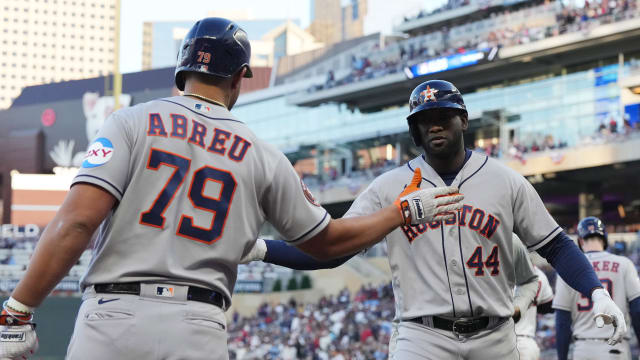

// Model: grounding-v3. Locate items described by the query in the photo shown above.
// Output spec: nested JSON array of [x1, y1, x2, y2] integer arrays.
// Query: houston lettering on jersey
[[592, 260, 619, 273], [401, 204, 500, 242], [146, 112, 252, 162]]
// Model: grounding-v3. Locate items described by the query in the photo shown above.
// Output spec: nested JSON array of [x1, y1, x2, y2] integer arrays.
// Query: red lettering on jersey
[[592, 261, 601, 271], [459, 205, 472, 226], [228, 135, 252, 162], [207, 128, 231, 155], [611, 262, 619, 273], [101, 149, 112, 157], [147, 113, 168, 137], [170, 114, 188, 139], [479, 214, 500, 240], [468, 209, 485, 230], [188, 120, 207, 149], [602, 261, 610, 271], [88, 149, 99, 157]]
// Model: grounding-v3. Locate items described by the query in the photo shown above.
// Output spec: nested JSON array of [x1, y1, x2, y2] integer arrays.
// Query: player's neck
[[582, 242, 604, 252], [182, 82, 229, 109], [423, 145, 467, 174]]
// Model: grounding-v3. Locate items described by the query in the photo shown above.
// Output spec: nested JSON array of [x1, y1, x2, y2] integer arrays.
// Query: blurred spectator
[[309, 0, 638, 93]]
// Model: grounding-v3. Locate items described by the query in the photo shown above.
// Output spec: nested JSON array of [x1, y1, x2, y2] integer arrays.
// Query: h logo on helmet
[[419, 86, 439, 102]]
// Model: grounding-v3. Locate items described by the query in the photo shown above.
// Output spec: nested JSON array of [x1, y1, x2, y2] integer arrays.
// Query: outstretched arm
[[240, 238, 357, 270], [264, 239, 357, 270], [536, 232, 601, 297]]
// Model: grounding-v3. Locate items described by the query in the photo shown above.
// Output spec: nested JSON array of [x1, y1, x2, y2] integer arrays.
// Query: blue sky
[[119, 0, 445, 74]]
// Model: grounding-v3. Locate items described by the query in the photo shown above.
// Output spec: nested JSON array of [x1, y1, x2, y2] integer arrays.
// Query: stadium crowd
[[228, 283, 394, 360], [313, 0, 638, 92]]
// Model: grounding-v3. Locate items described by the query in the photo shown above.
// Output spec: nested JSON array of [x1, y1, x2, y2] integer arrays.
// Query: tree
[[272, 278, 282, 292], [286, 277, 299, 291], [300, 274, 312, 289]]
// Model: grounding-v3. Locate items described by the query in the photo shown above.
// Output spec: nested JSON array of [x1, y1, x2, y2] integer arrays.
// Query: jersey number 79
[[139, 148, 237, 244]]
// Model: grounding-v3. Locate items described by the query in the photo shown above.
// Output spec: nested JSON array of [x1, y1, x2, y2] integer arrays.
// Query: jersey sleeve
[[71, 112, 132, 201], [512, 175, 562, 251], [536, 269, 554, 304], [513, 235, 537, 285], [623, 258, 640, 302], [262, 155, 330, 246], [552, 276, 574, 312], [343, 179, 383, 218]]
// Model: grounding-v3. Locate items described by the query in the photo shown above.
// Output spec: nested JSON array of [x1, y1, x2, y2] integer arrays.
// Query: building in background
[[141, 13, 321, 70], [308, 0, 367, 46], [0, 0, 117, 109]]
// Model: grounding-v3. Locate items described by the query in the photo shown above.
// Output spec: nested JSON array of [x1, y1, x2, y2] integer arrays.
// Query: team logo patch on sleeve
[[82, 137, 114, 168], [300, 178, 320, 206]]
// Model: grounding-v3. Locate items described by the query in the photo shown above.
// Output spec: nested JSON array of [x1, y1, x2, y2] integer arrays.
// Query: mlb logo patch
[[195, 103, 211, 112], [156, 286, 174, 297]]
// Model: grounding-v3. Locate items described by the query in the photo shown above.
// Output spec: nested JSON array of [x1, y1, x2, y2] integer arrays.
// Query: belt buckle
[[452, 318, 474, 338]]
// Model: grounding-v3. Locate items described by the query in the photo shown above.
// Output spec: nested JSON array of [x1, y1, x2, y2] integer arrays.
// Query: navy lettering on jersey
[[479, 214, 500, 239], [147, 113, 168, 137], [228, 135, 252, 162], [188, 120, 207, 148], [208, 128, 231, 155], [144, 113, 251, 162], [400, 204, 501, 242], [468, 209, 485, 230], [459, 205, 473, 226], [170, 114, 188, 139]]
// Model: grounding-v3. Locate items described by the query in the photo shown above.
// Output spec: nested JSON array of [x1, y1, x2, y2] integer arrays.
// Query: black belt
[[408, 316, 493, 334], [94, 283, 227, 310]]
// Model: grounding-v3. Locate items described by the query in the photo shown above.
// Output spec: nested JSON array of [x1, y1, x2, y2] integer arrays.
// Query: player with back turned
[[240, 80, 628, 359], [554, 216, 640, 360], [0, 18, 464, 360]]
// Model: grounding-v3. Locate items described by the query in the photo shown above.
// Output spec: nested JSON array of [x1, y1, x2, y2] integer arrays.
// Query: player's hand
[[239, 238, 267, 264], [592, 288, 627, 345], [394, 168, 464, 225], [0, 308, 39, 359]]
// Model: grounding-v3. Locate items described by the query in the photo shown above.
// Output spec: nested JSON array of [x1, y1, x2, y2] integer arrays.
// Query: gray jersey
[[72, 96, 329, 302], [553, 251, 640, 339], [345, 153, 561, 319], [515, 267, 553, 337]]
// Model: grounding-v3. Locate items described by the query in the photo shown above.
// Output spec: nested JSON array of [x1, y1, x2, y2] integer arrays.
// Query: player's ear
[[460, 112, 469, 131]]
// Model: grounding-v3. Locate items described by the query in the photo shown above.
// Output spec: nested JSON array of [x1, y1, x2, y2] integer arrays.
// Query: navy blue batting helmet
[[577, 216, 608, 250], [407, 80, 467, 146], [175, 17, 253, 91]]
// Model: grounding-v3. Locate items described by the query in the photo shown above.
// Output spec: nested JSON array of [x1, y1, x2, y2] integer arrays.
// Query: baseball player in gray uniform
[[553, 216, 640, 360], [0, 19, 464, 360], [241, 80, 627, 360], [514, 265, 554, 360]]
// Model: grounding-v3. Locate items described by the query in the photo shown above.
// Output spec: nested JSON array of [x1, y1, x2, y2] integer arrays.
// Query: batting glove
[[239, 238, 267, 264], [394, 168, 464, 225], [0, 299, 38, 360], [592, 288, 627, 345]]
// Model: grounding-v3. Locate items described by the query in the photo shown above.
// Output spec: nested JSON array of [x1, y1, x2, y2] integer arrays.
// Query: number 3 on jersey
[[577, 278, 613, 311], [139, 148, 237, 244]]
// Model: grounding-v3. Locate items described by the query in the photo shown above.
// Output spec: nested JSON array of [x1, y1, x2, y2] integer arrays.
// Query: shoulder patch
[[300, 178, 320, 207], [82, 137, 114, 168]]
